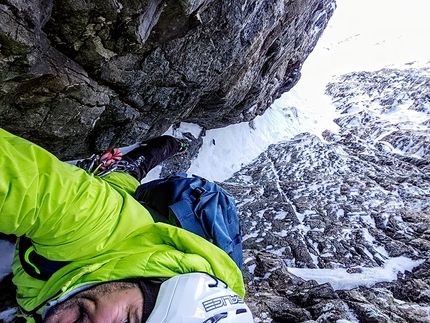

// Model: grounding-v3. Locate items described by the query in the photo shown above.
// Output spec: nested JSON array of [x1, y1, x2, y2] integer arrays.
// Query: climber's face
[[44, 281, 143, 323]]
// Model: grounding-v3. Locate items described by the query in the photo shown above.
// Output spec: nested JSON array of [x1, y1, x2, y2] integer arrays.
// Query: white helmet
[[145, 273, 254, 323]]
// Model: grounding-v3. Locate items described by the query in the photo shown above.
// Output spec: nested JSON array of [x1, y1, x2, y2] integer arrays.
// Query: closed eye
[[74, 305, 89, 323]]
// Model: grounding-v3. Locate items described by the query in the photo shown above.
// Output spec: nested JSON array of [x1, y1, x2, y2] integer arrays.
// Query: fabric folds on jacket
[[0, 128, 245, 320]]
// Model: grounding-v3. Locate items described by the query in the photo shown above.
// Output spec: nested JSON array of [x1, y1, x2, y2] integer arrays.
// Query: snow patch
[[165, 122, 203, 139], [288, 256, 424, 291]]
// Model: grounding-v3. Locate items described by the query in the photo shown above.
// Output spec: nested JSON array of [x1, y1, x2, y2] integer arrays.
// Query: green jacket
[[0, 128, 245, 321]]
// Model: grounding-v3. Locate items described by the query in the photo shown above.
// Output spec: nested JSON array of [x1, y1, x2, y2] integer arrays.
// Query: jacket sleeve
[[0, 128, 154, 261]]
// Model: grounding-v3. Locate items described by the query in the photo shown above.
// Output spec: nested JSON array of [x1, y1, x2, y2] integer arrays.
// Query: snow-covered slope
[[226, 65, 430, 322], [1, 1, 430, 322]]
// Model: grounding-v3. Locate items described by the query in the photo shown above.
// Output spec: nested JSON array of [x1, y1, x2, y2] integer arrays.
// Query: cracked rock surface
[[227, 66, 430, 322], [0, 0, 335, 159]]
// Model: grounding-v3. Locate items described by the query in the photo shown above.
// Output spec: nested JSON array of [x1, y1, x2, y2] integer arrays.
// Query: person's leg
[[121, 136, 186, 181]]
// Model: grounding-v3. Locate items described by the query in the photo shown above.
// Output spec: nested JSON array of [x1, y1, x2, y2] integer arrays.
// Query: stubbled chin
[[44, 305, 80, 323]]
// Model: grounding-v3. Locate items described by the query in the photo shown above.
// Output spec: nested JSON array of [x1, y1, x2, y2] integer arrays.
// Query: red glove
[[99, 148, 123, 170]]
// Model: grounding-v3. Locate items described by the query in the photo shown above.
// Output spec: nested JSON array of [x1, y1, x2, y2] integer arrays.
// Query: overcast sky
[[298, 0, 430, 86]]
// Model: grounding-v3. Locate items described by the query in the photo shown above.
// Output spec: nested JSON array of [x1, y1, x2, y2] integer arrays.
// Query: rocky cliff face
[[0, 67, 429, 322], [226, 66, 429, 322], [0, 0, 335, 159]]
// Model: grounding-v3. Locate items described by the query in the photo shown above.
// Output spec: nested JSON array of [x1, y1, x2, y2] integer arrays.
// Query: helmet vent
[[236, 308, 248, 314], [203, 312, 228, 323]]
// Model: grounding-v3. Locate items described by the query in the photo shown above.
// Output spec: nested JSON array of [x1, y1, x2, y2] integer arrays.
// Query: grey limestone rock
[[0, 0, 335, 159]]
